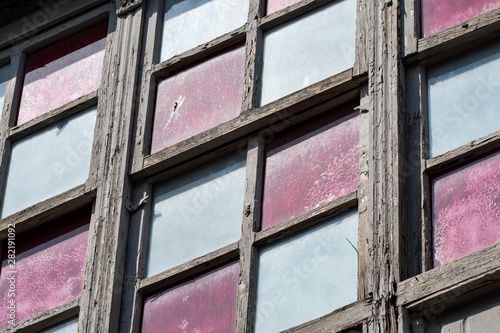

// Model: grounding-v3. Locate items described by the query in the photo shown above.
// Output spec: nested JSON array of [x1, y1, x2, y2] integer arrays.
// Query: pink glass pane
[[261, 100, 360, 230], [150, 46, 245, 154], [422, 0, 500, 37], [266, 0, 302, 15], [141, 261, 239, 333], [432, 151, 500, 267], [17, 21, 108, 125], [0, 207, 91, 329]]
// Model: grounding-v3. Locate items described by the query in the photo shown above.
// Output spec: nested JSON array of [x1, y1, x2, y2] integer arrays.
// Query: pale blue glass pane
[[160, 0, 248, 61], [41, 318, 78, 333], [260, 0, 356, 105], [428, 41, 500, 157], [255, 210, 358, 333], [146, 153, 246, 277], [0, 65, 9, 111], [0, 108, 96, 218]]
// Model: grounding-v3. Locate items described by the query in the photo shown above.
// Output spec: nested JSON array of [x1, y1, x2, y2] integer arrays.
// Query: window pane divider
[[137, 241, 240, 294], [0, 184, 95, 237], [254, 190, 358, 246], [3, 298, 79, 333], [259, 0, 335, 30]]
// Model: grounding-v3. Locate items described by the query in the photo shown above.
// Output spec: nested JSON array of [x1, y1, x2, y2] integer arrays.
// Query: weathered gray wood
[[0, 184, 94, 238], [357, 85, 370, 299], [365, 0, 402, 332], [259, 0, 334, 31], [397, 243, 500, 308], [255, 191, 357, 246], [77, 3, 141, 332], [2, 298, 79, 333], [137, 70, 366, 180], [401, 0, 419, 56], [424, 130, 500, 175], [7, 91, 98, 141], [235, 137, 263, 332], [286, 300, 372, 333], [117, 0, 143, 16], [406, 8, 500, 65], [354, 0, 369, 77], [0, 0, 109, 51], [138, 242, 239, 294], [152, 26, 246, 78]]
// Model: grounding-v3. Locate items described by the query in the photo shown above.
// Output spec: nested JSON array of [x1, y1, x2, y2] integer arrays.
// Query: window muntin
[[151, 46, 246, 153], [432, 151, 500, 267], [0, 208, 90, 330], [261, 100, 359, 230], [142, 261, 239, 332], [259, 0, 356, 105], [17, 20, 107, 125], [255, 209, 358, 332], [160, 0, 248, 62], [421, 0, 500, 37], [41, 317, 78, 333], [266, 0, 302, 15], [0, 64, 8, 111], [146, 153, 246, 277], [427, 41, 500, 157], [0, 107, 97, 218]]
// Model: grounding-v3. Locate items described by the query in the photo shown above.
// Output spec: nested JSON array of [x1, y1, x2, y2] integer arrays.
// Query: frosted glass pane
[[432, 151, 500, 267], [262, 101, 359, 230], [17, 21, 107, 125], [422, 0, 500, 37], [142, 261, 239, 332], [151, 46, 245, 153], [0, 208, 90, 330], [255, 210, 358, 333], [428, 41, 500, 157], [146, 153, 246, 277], [1, 107, 97, 218], [160, 0, 248, 61], [0, 64, 8, 111], [41, 318, 78, 333], [260, 0, 356, 105], [266, 0, 302, 15]]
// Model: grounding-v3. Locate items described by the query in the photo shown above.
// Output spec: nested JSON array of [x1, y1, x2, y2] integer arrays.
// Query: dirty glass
[[17, 21, 107, 125], [151, 46, 245, 153], [422, 0, 500, 37], [427, 41, 500, 157], [260, 0, 356, 105], [160, 0, 248, 61], [142, 261, 239, 332], [261, 100, 359, 230], [0, 209, 90, 330], [41, 318, 79, 333], [432, 151, 500, 267], [146, 153, 246, 277], [266, 0, 302, 15], [1, 107, 96, 218], [255, 210, 358, 333], [0, 64, 8, 111]]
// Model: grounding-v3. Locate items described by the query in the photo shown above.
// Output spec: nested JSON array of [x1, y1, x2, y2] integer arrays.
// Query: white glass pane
[[160, 0, 249, 61], [255, 210, 358, 333], [0, 64, 9, 111], [41, 318, 78, 333], [1, 107, 97, 218], [146, 153, 246, 277], [428, 41, 500, 157], [260, 0, 356, 105]]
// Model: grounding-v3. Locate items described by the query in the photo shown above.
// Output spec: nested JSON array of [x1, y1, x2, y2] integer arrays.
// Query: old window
[[0, 207, 91, 330]]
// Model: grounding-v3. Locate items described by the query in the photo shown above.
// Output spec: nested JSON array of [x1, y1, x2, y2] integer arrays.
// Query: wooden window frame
[[400, 0, 500, 330], [121, 0, 372, 332], [0, 3, 118, 332]]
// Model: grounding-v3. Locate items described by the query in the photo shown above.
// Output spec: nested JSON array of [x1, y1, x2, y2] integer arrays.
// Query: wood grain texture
[[354, 0, 369, 77], [402, 0, 419, 56]]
